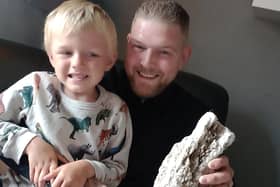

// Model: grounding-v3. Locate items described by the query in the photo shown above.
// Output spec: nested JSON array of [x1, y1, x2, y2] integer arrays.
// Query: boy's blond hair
[[44, 0, 117, 58]]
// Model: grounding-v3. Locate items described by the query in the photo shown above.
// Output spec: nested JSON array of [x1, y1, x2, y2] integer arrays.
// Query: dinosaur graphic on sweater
[[61, 116, 92, 139], [19, 86, 33, 109], [68, 143, 94, 160], [96, 108, 111, 125], [0, 126, 20, 142], [35, 123, 51, 144], [46, 84, 61, 113], [102, 131, 126, 160], [98, 125, 118, 147]]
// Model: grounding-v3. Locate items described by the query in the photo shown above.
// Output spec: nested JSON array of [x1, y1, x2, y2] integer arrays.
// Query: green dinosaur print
[[19, 86, 33, 109], [35, 123, 51, 144], [96, 109, 111, 125], [61, 117, 92, 139], [0, 126, 20, 142]]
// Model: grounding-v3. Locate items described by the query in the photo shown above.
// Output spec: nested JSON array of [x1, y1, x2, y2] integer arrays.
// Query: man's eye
[[89, 52, 99, 57], [132, 44, 145, 51], [160, 50, 170, 56]]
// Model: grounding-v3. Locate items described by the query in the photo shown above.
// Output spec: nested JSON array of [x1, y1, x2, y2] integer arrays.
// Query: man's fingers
[[208, 155, 229, 170], [199, 170, 232, 185]]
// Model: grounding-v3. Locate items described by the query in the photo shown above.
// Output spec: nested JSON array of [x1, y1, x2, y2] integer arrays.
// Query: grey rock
[[153, 112, 235, 187]]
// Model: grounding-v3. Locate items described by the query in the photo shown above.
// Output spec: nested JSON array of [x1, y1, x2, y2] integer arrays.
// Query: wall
[[102, 0, 280, 186], [0, 0, 46, 48], [0, 0, 106, 49]]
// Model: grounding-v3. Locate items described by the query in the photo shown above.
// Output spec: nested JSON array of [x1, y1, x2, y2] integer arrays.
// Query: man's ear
[[180, 46, 192, 69], [127, 33, 131, 43]]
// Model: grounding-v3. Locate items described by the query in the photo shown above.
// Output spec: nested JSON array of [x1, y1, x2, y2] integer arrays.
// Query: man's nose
[[141, 49, 155, 67]]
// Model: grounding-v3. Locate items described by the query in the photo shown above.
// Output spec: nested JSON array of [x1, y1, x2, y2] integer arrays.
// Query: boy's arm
[[0, 73, 38, 164], [88, 104, 133, 186]]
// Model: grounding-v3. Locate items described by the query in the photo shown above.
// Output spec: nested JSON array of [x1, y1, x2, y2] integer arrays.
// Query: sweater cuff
[[3, 130, 37, 164], [87, 160, 106, 182]]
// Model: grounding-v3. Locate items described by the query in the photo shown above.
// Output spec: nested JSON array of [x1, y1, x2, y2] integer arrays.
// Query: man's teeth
[[138, 71, 157, 78]]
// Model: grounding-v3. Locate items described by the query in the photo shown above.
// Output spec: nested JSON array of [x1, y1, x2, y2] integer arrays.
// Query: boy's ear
[[105, 53, 118, 71], [47, 51, 55, 68]]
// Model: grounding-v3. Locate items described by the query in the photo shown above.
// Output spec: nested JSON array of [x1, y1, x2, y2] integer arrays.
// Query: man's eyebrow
[[129, 37, 143, 45], [129, 36, 175, 51]]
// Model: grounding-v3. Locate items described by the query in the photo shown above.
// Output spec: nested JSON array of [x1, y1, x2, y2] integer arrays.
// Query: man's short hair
[[44, 0, 117, 57], [133, 0, 190, 43]]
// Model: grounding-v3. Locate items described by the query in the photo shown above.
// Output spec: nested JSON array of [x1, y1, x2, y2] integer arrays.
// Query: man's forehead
[[130, 18, 185, 45]]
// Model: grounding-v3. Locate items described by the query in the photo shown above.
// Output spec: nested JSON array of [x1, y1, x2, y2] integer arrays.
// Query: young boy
[[0, 1, 132, 187]]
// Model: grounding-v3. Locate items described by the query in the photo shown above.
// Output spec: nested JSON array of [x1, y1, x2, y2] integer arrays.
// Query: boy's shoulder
[[98, 85, 128, 108]]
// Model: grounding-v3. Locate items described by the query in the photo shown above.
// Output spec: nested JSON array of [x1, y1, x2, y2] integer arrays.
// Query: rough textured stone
[[153, 112, 235, 187]]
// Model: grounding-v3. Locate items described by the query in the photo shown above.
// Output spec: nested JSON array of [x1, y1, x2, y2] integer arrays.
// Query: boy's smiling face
[[47, 28, 115, 102]]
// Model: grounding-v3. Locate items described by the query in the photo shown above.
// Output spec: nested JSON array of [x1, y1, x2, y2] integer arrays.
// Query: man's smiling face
[[125, 17, 191, 98]]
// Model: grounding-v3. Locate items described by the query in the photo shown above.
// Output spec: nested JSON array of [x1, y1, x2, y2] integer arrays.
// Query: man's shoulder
[[168, 82, 209, 115], [174, 71, 229, 123]]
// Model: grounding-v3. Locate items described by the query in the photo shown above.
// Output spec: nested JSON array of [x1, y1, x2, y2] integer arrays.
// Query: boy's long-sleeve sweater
[[0, 71, 132, 187]]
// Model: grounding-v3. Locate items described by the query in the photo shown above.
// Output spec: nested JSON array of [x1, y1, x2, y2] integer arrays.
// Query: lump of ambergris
[[153, 112, 235, 187]]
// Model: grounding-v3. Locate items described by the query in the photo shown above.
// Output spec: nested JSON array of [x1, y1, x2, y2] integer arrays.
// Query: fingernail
[[209, 162, 216, 169], [199, 176, 207, 184]]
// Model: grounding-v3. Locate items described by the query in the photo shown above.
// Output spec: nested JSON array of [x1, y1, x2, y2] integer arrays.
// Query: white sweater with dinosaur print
[[0, 71, 132, 187]]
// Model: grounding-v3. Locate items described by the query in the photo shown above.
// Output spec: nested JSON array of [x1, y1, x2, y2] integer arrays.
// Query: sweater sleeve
[[87, 103, 133, 187], [0, 72, 38, 163]]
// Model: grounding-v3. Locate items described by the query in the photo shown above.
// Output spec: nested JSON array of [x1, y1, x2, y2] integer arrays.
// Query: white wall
[[253, 0, 280, 11]]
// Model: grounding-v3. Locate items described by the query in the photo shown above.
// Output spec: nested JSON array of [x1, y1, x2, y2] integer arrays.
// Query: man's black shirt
[[101, 64, 210, 187]]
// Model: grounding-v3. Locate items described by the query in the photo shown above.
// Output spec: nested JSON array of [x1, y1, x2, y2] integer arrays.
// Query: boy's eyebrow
[[54, 45, 70, 50]]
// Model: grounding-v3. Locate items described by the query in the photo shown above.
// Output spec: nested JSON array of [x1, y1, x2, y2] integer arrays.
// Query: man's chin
[[131, 84, 161, 98]]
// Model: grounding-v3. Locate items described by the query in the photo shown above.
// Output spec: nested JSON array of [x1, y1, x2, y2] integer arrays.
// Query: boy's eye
[[64, 51, 72, 55], [58, 51, 72, 56]]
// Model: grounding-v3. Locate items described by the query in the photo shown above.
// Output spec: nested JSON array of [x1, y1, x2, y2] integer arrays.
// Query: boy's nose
[[72, 54, 84, 67]]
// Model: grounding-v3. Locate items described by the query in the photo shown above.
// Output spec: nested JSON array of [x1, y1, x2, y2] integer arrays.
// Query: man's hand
[[24, 137, 68, 187], [199, 156, 234, 187]]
